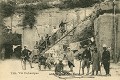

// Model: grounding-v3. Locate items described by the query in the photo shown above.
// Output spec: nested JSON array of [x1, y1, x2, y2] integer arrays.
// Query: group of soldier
[[55, 45, 110, 76], [21, 44, 111, 76], [38, 21, 67, 53]]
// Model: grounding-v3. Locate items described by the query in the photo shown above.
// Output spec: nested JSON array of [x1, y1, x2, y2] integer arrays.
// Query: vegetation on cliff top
[[0, 1, 16, 18]]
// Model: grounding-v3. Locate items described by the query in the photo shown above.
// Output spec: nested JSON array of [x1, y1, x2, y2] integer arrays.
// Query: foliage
[[22, 5, 37, 29], [0, 1, 16, 47], [35, 2, 52, 10], [0, 1, 16, 18], [59, 0, 99, 9], [22, 2, 52, 29], [1, 26, 21, 45], [18, 0, 100, 10]]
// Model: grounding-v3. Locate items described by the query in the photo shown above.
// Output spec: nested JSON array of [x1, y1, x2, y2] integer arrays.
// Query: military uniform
[[81, 48, 91, 75], [21, 48, 33, 69], [82, 49, 91, 68], [91, 50, 100, 75], [55, 61, 64, 75], [55, 60, 70, 75], [66, 50, 75, 72], [102, 49, 110, 75]]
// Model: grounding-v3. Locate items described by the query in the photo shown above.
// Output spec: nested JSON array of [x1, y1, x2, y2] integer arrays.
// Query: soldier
[[102, 46, 111, 76], [66, 47, 75, 72], [91, 48, 100, 75], [1, 47, 5, 61], [21, 46, 34, 70], [77, 46, 84, 74], [38, 54, 47, 70], [45, 54, 55, 70], [59, 21, 67, 36], [39, 37, 45, 53], [55, 60, 64, 75], [81, 45, 91, 75], [55, 59, 70, 75], [45, 34, 50, 47]]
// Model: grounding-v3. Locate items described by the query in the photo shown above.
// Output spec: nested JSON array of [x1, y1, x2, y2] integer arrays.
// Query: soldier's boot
[[82, 68, 84, 75], [23, 61, 26, 70], [96, 71, 98, 75], [29, 62, 34, 68], [38, 64, 41, 70], [91, 70, 94, 75], [70, 66, 73, 72], [86, 68, 89, 75]]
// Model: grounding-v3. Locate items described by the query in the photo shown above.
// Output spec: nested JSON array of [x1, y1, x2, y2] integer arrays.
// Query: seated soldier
[[38, 54, 47, 70], [55, 60, 70, 76]]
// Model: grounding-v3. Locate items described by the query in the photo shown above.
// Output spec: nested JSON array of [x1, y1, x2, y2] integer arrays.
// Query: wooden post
[[22, 28, 24, 48], [11, 16, 13, 31], [113, 0, 117, 63]]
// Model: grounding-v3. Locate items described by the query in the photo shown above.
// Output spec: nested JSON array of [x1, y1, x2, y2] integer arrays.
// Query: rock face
[[94, 13, 120, 58], [2, 1, 120, 59], [4, 8, 94, 50]]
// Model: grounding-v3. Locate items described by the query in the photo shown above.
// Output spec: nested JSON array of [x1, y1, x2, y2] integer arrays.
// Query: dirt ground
[[0, 59, 120, 80]]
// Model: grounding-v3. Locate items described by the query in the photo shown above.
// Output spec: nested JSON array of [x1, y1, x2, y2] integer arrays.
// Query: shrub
[[22, 5, 37, 29], [59, 0, 99, 9], [0, 1, 16, 17], [36, 2, 52, 10]]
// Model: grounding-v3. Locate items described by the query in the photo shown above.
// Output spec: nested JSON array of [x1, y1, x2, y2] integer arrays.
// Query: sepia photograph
[[0, 0, 120, 80]]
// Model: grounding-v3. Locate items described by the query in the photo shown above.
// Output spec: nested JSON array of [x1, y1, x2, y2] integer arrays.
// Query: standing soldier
[[66, 47, 75, 72], [1, 47, 5, 60], [91, 48, 100, 75], [102, 46, 111, 76], [38, 54, 47, 70], [81, 45, 91, 75], [77, 46, 84, 75], [45, 34, 50, 47], [21, 46, 34, 70], [39, 37, 45, 53], [32, 46, 39, 63]]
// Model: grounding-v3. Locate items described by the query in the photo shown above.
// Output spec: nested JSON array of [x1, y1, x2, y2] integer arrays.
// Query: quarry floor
[[0, 59, 120, 80]]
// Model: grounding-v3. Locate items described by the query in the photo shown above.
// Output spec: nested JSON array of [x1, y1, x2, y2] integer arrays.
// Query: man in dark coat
[[21, 46, 34, 70], [81, 46, 91, 75], [55, 60, 64, 75], [102, 47, 110, 76], [38, 54, 47, 70]]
